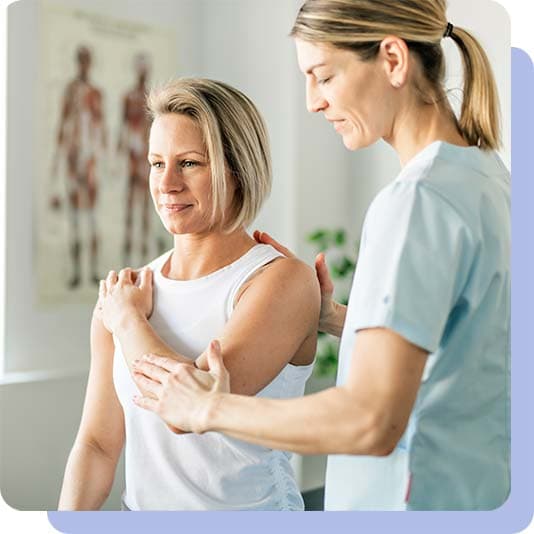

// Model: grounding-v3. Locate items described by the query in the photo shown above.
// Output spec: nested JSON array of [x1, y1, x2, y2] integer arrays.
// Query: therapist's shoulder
[[370, 157, 464, 215], [364, 173, 473, 248]]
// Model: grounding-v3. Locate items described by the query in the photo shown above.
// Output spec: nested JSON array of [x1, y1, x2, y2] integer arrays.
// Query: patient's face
[[148, 113, 230, 236]]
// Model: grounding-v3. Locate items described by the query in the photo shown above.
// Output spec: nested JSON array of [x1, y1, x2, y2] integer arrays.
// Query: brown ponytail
[[291, 0, 501, 150], [449, 27, 501, 149]]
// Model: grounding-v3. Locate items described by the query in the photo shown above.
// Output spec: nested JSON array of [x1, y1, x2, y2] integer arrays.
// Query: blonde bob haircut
[[291, 0, 501, 150], [147, 78, 272, 232]]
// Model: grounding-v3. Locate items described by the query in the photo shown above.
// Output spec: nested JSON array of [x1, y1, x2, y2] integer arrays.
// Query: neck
[[165, 228, 256, 280], [385, 97, 469, 167]]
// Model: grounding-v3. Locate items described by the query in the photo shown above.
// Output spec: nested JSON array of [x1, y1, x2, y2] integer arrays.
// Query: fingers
[[103, 267, 138, 292], [194, 352, 209, 371], [132, 370, 163, 398], [118, 268, 133, 285], [139, 353, 182, 374], [206, 340, 224, 375], [252, 230, 295, 259], [315, 253, 334, 295], [133, 395, 158, 412], [205, 339, 230, 392], [105, 270, 118, 292], [139, 267, 153, 291], [132, 358, 170, 383]]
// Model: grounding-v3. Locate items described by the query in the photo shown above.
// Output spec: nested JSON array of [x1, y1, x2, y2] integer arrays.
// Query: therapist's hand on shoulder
[[254, 230, 346, 337], [132, 340, 230, 434], [96, 267, 153, 333]]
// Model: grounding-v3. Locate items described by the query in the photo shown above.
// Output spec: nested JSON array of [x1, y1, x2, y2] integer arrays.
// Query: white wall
[[0, 372, 126, 511], [1, 0, 198, 511], [1, 0, 511, 509], [196, 0, 301, 249]]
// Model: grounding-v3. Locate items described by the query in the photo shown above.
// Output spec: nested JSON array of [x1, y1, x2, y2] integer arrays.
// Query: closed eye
[[318, 76, 332, 85]]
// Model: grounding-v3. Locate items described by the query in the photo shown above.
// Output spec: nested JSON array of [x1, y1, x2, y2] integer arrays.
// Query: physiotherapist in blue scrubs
[[125, 0, 510, 511]]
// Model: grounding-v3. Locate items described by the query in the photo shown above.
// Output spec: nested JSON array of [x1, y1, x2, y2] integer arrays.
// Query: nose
[[158, 165, 185, 194], [306, 79, 328, 113]]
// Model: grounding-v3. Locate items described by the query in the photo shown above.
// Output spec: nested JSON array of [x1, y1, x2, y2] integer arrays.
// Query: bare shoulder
[[237, 255, 320, 309], [264, 255, 316, 280]]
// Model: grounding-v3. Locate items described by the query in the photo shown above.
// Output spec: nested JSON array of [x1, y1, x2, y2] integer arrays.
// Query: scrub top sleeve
[[350, 181, 473, 353]]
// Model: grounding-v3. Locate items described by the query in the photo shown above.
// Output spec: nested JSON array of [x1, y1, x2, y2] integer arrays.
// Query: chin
[[342, 136, 362, 151], [343, 133, 376, 151]]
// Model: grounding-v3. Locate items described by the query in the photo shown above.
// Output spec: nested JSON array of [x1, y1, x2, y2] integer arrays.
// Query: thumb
[[315, 253, 334, 295], [206, 340, 225, 376]]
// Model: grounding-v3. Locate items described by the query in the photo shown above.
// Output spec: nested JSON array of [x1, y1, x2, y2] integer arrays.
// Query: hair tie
[[443, 22, 454, 38]]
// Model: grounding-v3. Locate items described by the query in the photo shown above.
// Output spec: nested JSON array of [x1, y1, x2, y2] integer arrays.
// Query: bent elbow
[[373, 441, 398, 457], [346, 411, 404, 457], [370, 425, 404, 457]]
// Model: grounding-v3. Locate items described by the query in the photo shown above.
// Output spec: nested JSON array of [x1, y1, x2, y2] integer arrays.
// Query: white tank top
[[113, 244, 315, 510]]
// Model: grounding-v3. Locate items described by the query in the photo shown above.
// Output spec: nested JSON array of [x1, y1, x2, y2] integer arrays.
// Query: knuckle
[[172, 365, 187, 381]]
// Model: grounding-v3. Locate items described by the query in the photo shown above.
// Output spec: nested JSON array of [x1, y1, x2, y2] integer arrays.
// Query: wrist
[[320, 301, 347, 337], [197, 392, 225, 434], [114, 309, 148, 335], [333, 300, 347, 325]]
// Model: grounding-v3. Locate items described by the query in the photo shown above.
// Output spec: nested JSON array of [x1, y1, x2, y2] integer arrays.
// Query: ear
[[378, 36, 410, 89]]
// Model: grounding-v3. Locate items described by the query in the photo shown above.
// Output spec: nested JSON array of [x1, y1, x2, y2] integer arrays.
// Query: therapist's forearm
[[204, 386, 393, 456], [114, 312, 191, 373]]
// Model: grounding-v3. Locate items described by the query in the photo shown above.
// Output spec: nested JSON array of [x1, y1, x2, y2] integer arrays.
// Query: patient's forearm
[[114, 313, 191, 373], [58, 441, 118, 511]]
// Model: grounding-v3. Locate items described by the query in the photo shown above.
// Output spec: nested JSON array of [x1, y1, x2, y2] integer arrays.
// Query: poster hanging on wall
[[37, 1, 176, 306]]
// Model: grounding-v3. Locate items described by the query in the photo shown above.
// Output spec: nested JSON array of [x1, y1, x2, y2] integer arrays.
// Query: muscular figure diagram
[[117, 53, 152, 266], [52, 45, 107, 288]]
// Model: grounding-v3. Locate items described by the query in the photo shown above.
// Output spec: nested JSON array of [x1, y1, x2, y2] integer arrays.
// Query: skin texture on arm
[[195, 256, 319, 395], [253, 230, 347, 337], [104, 256, 320, 397], [58, 311, 125, 510], [133, 327, 428, 456]]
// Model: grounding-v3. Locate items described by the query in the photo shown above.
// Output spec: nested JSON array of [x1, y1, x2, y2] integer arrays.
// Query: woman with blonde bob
[[126, 0, 510, 511], [58, 78, 320, 511]]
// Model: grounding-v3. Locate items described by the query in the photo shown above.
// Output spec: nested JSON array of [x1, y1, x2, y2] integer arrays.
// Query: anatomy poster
[[37, 2, 176, 306]]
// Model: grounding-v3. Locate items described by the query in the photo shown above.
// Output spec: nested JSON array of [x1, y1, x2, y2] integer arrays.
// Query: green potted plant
[[307, 229, 358, 378]]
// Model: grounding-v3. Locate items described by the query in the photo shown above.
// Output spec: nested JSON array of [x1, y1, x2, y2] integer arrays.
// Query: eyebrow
[[148, 150, 206, 159], [305, 62, 327, 75]]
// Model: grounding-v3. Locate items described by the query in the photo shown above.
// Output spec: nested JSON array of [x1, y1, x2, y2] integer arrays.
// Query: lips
[[326, 117, 345, 130], [161, 203, 193, 213]]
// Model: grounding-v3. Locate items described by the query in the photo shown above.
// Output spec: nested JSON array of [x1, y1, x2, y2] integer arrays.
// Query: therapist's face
[[295, 39, 395, 151]]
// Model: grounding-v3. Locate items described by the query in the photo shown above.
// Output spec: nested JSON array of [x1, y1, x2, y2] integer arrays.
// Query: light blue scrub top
[[324, 141, 510, 511]]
